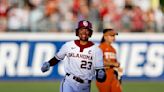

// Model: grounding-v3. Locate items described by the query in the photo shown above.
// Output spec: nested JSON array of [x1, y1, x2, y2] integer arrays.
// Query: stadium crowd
[[0, 0, 163, 33]]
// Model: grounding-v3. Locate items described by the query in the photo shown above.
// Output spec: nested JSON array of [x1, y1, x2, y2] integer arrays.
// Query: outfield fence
[[0, 33, 164, 81]]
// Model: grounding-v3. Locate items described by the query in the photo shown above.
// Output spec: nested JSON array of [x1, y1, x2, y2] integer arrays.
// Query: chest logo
[[104, 52, 116, 59], [88, 50, 92, 54]]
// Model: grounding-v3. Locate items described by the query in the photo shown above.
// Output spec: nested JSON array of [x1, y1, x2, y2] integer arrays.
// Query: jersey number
[[81, 61, 92, 70]]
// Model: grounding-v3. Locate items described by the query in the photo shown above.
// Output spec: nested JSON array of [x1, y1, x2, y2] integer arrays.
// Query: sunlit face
[[104, 31, 117, 43], [78, 28, 90, 41]]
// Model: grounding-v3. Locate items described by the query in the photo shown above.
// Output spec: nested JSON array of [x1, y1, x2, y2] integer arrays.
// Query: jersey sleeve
[[94, 47, 104, 69], [55, 43, 68, 60]]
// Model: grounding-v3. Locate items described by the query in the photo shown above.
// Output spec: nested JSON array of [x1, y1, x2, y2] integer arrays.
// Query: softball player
[[41, 20, 106, 92], [96, 28, 122, 92]]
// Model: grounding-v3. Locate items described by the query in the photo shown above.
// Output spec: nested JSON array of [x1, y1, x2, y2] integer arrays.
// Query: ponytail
[[100, 28, 114, 43], [100, 36, 105, 43]]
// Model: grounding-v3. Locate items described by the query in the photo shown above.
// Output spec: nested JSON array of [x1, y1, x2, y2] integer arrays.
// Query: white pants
[[60, 76, 91, 92]]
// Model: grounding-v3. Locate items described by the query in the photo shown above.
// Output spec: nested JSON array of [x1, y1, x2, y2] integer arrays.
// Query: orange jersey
[[99, 42, 117, 64], [96, 42, 122, 92]]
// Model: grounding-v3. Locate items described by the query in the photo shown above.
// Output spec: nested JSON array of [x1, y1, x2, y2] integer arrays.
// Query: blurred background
[[0, 0, 164, 92], [0, 0, 164, 33]]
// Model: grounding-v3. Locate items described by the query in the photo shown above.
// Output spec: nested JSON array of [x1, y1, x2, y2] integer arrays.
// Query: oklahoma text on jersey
[[68, 53, 92, 60]]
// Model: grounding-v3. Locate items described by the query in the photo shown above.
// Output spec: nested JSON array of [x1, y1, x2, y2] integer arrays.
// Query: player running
[[96, 28, 123, 92], [41, 20, 106, 92]]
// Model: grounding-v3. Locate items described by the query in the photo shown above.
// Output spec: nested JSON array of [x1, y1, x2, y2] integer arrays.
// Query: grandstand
[[0, 0, 163, 33]]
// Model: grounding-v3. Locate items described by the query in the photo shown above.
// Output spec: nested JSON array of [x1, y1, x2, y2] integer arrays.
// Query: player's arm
[[104, 61, 120, 68], [41, 56, 60, 73], [41, 43, 68, 73], [48, 56, 60, 66], [95, 47, 106, 82], [104, 59, 120, 68]]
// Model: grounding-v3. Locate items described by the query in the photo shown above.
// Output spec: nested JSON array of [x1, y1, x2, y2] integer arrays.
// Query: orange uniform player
[[96, 28, 122, 92]]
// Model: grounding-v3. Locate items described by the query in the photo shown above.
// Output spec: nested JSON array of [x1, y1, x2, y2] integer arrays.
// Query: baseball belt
[[66, 73, 91, 84]]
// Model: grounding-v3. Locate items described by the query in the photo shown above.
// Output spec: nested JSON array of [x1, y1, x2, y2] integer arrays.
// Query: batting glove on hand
[[41, 62, 50, 73]]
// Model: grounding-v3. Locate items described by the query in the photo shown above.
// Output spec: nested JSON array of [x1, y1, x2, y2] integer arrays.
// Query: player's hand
[[41, 62, 50, 73], [114, 62, 120, 67], [104, 61, 120, 68]]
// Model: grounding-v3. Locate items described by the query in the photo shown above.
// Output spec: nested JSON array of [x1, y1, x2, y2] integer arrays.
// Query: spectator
[[28, 0, 44, 32], [36, 0, 61, 32], [120, 5, 133, 32], [8, 3, 30, 32], [131, 6, 145, 32], [144, 8, 156, 32], [58, 0, 74, 32], [88, 0, 101, 32], [154, 7, 164, 32], [0, 0, 9, 32], [0, 0, 163, 33]]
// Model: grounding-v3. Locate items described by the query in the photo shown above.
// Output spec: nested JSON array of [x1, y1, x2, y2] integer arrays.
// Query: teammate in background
[[96, 29, 123, 92], [41, 20, 106, 92]]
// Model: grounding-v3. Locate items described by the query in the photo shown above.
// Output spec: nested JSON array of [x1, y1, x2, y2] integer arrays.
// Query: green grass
[[0, 81, 164, 92], [122, 81, 164, 92]]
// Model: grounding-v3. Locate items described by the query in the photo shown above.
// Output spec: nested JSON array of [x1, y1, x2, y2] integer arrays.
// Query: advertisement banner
[[0, 33, 163, 80]]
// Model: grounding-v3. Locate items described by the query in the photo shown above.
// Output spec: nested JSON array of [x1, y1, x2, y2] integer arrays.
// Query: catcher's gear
[[41, 62, 50, 73], [76, 20, 93, 37], [96, 68, 106, 82]]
